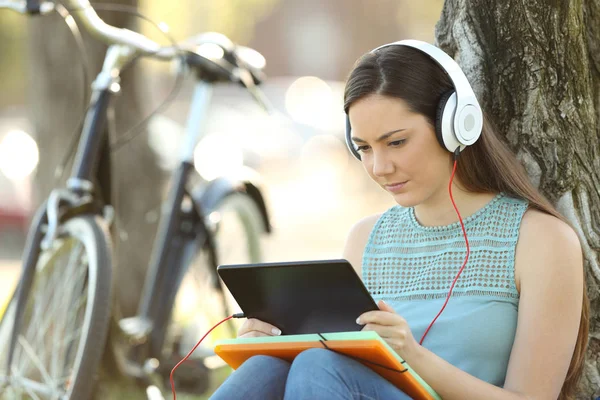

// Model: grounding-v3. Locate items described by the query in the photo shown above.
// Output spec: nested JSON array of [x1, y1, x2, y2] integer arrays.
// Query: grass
[[98, 365, 232, 399], [180, 368, 231, 400]]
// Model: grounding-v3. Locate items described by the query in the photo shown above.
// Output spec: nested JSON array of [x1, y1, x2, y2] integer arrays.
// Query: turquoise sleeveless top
[[362, 193, 529, 387]]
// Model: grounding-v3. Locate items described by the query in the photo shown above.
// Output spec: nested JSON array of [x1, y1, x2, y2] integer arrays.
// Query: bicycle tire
[[0, 215, 113, 400], [159, 192, 265, 394]]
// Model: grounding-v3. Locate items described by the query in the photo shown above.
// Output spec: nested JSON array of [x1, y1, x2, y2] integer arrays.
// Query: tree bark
[[436, 0, 600, 397], [27, 0, 167, 319]]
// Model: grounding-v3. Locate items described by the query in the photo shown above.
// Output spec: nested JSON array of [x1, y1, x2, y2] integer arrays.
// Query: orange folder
[[214, 331, 440, 400]]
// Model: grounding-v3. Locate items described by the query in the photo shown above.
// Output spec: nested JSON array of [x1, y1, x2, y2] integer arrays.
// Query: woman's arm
[[502, 210, 583, 398], [359, 210, 584, 400]]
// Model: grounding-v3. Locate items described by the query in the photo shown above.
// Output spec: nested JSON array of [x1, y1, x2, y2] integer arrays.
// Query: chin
[[390, 192, 421, 208]]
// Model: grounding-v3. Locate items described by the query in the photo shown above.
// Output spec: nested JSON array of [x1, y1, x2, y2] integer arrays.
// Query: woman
[[211, 41, 589, 400]]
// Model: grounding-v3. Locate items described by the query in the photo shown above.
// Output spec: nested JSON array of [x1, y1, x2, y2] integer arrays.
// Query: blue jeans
[[210, 348, 412, 399]]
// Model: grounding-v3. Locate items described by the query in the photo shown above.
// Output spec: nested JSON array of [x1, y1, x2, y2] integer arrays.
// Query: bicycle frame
[[137, 81, 215, 355], [71, 45, 134, 191], [117, 70, 274, 371]]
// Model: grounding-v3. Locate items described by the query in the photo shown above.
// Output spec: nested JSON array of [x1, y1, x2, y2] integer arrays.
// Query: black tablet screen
[[217, 259, 379, 335]]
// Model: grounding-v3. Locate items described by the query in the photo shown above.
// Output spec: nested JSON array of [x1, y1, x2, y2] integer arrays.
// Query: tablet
[[217, 259, 379, 335]]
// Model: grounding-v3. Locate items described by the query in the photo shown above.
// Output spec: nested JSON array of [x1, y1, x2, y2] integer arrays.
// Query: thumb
[[378, 300, 394, 312]]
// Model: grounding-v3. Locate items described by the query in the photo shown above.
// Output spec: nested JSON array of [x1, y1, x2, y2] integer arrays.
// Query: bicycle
[[0, 0, 272, 398]]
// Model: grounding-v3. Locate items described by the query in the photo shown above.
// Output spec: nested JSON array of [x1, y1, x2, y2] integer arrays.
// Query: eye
[[356, 144, 371, 152], [389, 139, 405, 147]]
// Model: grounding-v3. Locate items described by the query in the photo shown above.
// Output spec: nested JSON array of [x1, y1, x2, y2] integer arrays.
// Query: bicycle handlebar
[[1, 0, 179, 60], [0, 0, 273, 111], [64, 0, 180, 59]]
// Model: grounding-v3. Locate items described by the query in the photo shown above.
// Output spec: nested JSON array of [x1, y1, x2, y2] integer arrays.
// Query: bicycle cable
[[80, 3, 185, 153], [53, 2, 186, 182], [51, 0, 93, 182]]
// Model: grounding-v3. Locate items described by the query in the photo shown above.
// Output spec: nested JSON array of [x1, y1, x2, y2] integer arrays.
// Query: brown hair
[[344, 45, 589, 399]]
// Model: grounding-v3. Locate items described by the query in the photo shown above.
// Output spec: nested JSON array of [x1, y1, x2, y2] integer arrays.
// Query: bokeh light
[[285, 76, 341, 131], [299, 133, 349, 184], [0, 130, 39, 181], [194, 134, 244, 181]]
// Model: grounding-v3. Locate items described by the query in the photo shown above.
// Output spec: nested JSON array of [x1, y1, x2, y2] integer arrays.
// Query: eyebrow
[[351, 129, 406, 144]]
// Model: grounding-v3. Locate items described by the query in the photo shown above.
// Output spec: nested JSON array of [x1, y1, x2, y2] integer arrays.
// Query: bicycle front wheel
[[0, 215, 113, 400]]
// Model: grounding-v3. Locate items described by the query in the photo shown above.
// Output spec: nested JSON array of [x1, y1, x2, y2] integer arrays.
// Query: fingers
[[238, 331, 272, 339], [377, 299, 395, 313], [358, 302, 417, 355], [361, 323, 408, 340], [357, 310, 406, 326], [237, 318, 282, 338]]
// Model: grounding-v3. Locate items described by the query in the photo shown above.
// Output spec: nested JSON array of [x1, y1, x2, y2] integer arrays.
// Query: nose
[[371, 150, 394, 178]]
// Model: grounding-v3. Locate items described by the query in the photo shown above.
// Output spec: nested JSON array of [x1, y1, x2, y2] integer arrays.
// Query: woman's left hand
[[357, 300, 420, 358]]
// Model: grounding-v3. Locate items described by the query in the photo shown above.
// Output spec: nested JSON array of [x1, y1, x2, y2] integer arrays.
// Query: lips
[[384, 181, 408, 193]]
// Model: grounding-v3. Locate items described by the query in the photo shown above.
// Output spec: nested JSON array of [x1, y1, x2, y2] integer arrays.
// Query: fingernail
[[356, 317, 361, 325], [272, 328, 281, 336]]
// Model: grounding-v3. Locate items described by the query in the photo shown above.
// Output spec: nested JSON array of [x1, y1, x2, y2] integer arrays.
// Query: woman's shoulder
[[349, 213, 384, 237], [519, 208, 580, 245], [342, 213, 384, 275], [514, 208, 583, 292]]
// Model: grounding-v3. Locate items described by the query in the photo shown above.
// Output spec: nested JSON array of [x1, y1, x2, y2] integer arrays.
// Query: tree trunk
[[436, 0, 600, 398], [27, 0, 167, 318]]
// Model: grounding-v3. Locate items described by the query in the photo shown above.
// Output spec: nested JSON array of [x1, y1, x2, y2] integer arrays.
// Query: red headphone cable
[[171, 155, 469, 396], [419, 152, 470, 345], [170, 313, 245, 400]]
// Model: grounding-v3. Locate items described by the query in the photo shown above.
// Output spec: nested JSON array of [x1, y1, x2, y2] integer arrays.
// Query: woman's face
[[348, 94, 453, 208]]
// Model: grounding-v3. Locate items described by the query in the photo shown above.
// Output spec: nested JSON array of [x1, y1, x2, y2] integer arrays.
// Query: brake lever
[[236, 68, 274, 114]]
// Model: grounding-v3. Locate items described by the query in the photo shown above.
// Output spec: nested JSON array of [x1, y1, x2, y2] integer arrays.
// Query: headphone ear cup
[[435, 91, 464, 153], [435, 91, 454, 151], [346, 115, 361, 160]]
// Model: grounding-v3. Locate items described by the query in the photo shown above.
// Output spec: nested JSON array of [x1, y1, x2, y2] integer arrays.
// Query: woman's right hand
[[237, 318, 282, 338]]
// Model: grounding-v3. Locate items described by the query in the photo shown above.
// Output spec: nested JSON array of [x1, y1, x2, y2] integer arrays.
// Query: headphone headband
[[371, 40, 482, 145], [345, 39, 484, 160], [372, 40, 474, 102]]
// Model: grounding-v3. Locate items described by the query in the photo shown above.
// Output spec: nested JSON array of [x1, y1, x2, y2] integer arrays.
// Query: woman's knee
[[210, 355, 290, 400], [289, 348, 387, 385], [290, 348, 350, 379], [286, 349, 411, 399], [293, 348, 346, 369], [284, 349, 355, 398], [242, 354, 291, 372]]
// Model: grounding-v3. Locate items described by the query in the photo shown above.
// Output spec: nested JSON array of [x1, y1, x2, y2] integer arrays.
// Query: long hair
[[344, 45, 589, 399]]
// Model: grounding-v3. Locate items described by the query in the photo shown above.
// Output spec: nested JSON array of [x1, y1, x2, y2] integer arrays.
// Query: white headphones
[[345, 40, 483, 160]]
